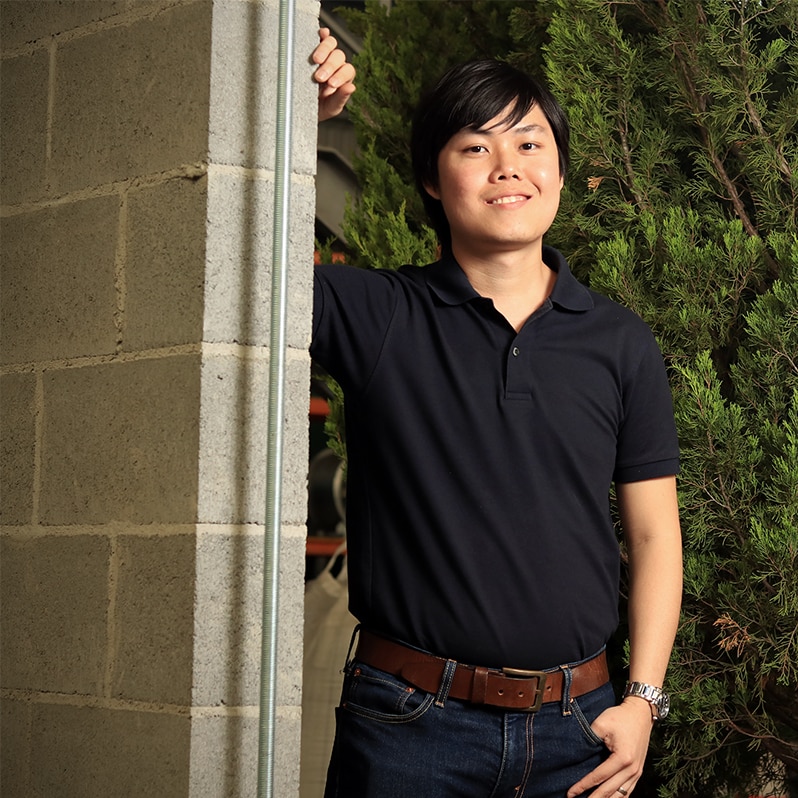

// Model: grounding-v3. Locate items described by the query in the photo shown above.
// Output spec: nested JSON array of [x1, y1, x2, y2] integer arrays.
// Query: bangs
[[467, 96, 538, 133], [447, 71, 539, 134]]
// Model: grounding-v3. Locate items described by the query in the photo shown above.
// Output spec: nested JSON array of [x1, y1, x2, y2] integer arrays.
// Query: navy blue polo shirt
[[311, 246, 679, 670]]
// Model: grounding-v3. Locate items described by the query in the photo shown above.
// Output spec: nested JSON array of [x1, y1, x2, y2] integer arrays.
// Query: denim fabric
[[324, 656, 613, 798]]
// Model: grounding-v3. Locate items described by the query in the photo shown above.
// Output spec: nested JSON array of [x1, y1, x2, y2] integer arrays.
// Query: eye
[[466, 145, 488, 153], [520, 142, 538, 151]]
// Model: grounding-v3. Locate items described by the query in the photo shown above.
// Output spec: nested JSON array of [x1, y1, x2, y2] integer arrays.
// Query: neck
[[452, 242, 556, 332]]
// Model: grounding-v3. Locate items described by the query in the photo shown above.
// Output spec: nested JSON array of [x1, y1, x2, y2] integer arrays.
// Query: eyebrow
[[465, 122, 548, 136]]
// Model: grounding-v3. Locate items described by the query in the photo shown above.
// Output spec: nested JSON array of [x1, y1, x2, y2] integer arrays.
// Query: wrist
[[622, 693, 659, 722], [623, 681, 671, 720]]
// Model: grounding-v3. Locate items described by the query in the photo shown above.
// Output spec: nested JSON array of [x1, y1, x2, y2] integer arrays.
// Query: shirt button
[[512, 346, 520, 356]]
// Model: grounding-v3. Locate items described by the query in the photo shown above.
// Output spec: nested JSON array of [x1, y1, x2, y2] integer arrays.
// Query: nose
[[490, 148, 520, 181]]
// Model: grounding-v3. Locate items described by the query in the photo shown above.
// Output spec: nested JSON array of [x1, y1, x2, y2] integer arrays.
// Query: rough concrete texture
[[0, 372, 37, 524], [0, 0, 162, 51], [208, 0, 321, 177], [204, 169, 316, 349], [197, 352, 270, 525], [1, 0, 322, 791], [0, 48, 49, 205], [0, 697, 31, 798], [49, 2, 212, 195], [192, 527, 265, 708], [204, 168, 274, 347], [124, 175, 208, 350], [192, 525, 307, 710], [0, 534, 111, 694], [40, 356, 201, 524], [188, 712, 259, 798], [279, 352, 317, 523], [0, 196, 120, 364], [276, 530, 309, 705], [29, 702, 190, 798], [273, 705, 304, 798], [111, 532, 197, 704], [196, 351, 311, 525]]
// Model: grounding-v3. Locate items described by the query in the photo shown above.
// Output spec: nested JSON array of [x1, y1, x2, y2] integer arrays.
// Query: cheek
[[440, 169, 481, 205], [435, 180, 470, 216]]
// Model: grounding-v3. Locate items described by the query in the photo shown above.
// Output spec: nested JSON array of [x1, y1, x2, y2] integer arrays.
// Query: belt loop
[[344, 624, 362, 672], [560, 665, 573, 716], [435, 659, 458, 708]]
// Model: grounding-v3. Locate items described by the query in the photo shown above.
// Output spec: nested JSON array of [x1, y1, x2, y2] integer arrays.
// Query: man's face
[[424, 103, 563, 259]]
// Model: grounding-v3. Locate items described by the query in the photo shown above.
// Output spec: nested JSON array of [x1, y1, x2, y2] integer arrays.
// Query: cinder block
[[0, 372, 37, 524], [111, 532, 196, 704], [0, 49, 49, 205], [274, 706, 303, 798], [276, 530, 307, 705], [0, 1, 135, 51], [124, 175, 207, 350], [0, 196, 119, 365], [0, 534, 110, 694], [197, 351, 309, 525], [204, 169, 273, 347], [192, 528, 264, 708], [30, 702, 190, 798], [287, 238, 315, 351], [192, 527, 306, 710], [0, 696, 31, 798], [280, 354, 313, 526], [50, 3, 212, 194], [188, 712, 258, 798], [292, 2, 327, 175], [208, 0, 319, 176], [197, 352, 268, 525], [40, 356, 201, 524], [204, 169, 316, 349]]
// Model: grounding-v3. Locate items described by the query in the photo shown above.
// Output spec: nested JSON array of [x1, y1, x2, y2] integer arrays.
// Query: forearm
[[626, 533, 682, 686], [618, 476, 683, 689]]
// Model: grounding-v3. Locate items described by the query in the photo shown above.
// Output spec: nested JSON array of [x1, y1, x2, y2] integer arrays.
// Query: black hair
[[410, 60, 570, 253]]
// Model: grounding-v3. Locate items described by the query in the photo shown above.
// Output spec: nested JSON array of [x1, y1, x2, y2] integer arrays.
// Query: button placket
[[505, 333, 533, 399]]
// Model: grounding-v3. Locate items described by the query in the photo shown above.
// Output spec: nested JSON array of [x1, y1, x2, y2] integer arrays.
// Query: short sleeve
[[613, 331, 680, 483], [311, 264, 400, 393]]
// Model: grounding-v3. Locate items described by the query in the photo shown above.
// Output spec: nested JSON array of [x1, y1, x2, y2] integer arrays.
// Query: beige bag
[[300, 546, 357, 798]]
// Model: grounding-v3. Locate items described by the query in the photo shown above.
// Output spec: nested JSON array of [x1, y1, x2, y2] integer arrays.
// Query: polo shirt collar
[[425, 245, 594, 312]]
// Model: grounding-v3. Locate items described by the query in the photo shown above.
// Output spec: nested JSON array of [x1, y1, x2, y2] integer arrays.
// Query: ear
[[423, 181, 441, 200]]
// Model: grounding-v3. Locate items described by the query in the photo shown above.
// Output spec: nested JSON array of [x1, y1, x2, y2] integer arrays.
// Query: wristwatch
[[623, 682, 670, 720]]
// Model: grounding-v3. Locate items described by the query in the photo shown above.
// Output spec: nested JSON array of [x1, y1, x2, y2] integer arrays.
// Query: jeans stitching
[[516, 713, 535, 797], [570, 696, 606, 747], [487, 714, 511, 798], [342, 692, 435, 724]]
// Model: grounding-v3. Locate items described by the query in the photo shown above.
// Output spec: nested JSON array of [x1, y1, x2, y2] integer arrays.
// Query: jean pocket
[[341, 661, 435, 724], [569, 683, 615, 748]]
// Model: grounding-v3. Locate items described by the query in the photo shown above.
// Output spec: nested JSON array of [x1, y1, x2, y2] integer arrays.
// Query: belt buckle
[[501, 668, 548, 712]]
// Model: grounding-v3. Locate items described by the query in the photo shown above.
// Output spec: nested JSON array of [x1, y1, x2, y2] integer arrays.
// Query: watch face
[[658, 693, 670, 719]]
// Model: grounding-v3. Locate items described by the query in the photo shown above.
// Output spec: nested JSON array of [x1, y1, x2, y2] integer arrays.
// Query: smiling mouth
[[487, 195, 529, 205]]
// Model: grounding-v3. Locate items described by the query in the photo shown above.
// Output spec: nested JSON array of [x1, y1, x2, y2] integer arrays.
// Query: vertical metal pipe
[[258, 0, 295, 795]]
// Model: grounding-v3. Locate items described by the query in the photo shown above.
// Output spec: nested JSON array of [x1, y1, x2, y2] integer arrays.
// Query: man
[[311, 29, 682, 798]]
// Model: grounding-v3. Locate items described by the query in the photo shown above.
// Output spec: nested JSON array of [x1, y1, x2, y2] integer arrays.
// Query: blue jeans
[[324, 651, 613, 798]]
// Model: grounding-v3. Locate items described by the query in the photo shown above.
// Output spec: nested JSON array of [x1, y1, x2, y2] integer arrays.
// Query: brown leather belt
[[354, 630, 609, 712]]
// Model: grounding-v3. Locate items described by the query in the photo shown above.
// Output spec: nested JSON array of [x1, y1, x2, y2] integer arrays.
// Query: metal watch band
[[623, 681, 670, 720]]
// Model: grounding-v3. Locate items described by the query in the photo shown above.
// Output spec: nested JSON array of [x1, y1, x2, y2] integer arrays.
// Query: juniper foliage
[[331, 2, 798, 793], [522, 2, 798, 794]]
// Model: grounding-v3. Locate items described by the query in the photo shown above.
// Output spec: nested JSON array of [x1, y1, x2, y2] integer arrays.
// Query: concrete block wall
[[1, 1, 320, 795]]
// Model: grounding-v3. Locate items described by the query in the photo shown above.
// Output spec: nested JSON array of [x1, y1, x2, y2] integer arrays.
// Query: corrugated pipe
[[258, 0, 296, 795]]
